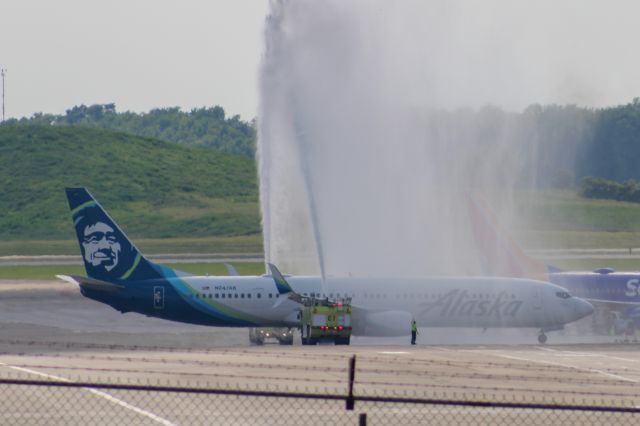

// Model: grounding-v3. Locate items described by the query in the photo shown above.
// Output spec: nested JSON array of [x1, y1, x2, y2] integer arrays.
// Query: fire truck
[[300, 298, 352, 345]]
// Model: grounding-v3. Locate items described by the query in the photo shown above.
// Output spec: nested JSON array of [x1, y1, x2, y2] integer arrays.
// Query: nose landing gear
[[538, 332, 547, 344]]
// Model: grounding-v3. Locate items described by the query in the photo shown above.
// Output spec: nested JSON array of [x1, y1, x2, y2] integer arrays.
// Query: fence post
[[346, 355, 356, 410], [359, 413, 367, 425]]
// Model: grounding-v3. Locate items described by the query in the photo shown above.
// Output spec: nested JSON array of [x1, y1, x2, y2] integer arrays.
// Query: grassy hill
[[512, 191, 640, 249], [5, 124, 640, 254], [0, 125, 261, 241]]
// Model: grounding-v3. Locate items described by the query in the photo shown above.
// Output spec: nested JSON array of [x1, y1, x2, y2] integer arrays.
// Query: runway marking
[[0, 361, 176, 425], [535, 348, 640, 368], [493, 353, 640, 384], [589, 354, 640, 363], [377, 351, 409, 355]]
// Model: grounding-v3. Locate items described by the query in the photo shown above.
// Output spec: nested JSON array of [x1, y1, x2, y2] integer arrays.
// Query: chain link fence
[[1, 375, 639, 425]]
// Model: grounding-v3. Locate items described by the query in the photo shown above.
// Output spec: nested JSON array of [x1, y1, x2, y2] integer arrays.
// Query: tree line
[[581, 177, 640, 203], [4, 98, 640, 191], [410, 98, 640, 190], [2, 104, 256, 157]]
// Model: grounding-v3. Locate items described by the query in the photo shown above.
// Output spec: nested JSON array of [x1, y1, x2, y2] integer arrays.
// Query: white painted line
[[535, 348, 640, 371], [590, 354, 640, 363], [536, 347, 558, 353], [378, 351, 409, 355], [494, 353, 640, 384], [0, 362, 176, 425]]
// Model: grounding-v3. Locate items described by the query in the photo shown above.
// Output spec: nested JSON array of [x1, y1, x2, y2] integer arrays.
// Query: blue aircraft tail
[[65, 188, 166, 282]]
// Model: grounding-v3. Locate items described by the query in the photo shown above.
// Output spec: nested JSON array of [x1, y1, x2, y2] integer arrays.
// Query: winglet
[[268, 263, 293, 294]]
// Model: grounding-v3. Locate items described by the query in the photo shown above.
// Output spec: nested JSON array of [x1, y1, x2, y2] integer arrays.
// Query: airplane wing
[[56, 274, 125, 293]]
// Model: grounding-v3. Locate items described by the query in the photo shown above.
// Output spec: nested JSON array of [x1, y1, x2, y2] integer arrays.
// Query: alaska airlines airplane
[[468, 195, 640, 329], [59, 188, 593, 344]]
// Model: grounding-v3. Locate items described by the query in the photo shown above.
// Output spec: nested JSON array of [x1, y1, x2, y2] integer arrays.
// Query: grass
[[0, 235, 264, 256], [541, 258, 640, 272], [517, 190, 640, 233], [515, 231, 640, 250], [0, 262, 266, 280], [4, 258, 640, 280], [0, 125, 260, 240]]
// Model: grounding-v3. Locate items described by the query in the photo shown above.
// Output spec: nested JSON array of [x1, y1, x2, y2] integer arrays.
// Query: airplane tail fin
[[467, 194, 550, 281], [65, 188, 166, 282]]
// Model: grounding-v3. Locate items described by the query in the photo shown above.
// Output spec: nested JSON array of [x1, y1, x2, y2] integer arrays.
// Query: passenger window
[[241, 294, 245, 299], [257, 293, 262, 299], [269, 293, 273, 298], [215, 293, 219, 298], [221, 294, 225, 299], [248, 294, 251, 299], [234, 294, 238, 299]]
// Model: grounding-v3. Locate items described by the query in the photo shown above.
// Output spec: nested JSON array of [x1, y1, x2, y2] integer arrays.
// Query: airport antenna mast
[[1, 68, 5, 122]]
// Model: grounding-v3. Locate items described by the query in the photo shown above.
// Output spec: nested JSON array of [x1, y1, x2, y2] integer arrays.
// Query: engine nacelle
[[352, 310, 412, 336]]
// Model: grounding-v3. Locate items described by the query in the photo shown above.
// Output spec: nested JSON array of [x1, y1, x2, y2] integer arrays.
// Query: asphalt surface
[[1, 280, 639, 425]]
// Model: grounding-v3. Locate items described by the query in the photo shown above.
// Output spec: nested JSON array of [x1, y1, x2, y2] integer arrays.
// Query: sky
[[3, 1, 640, 122], [0, 0, 269, 120]]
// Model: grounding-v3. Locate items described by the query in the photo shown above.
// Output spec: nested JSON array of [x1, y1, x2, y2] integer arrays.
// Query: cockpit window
[[556, 291, 571, 299]]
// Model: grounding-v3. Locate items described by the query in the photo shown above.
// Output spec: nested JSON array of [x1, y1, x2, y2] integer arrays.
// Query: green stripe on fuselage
[[171, 277, 262, 325]]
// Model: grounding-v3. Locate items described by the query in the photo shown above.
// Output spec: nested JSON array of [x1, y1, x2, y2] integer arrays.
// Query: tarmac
[[1, 279, 640, 425]]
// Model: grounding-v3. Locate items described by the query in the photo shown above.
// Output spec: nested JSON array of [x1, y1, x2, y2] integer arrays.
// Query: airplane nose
[[574, 298, 594, 319]]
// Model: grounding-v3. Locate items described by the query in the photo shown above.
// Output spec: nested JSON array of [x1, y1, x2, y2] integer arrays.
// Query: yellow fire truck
[[300, 298, 352, 345]]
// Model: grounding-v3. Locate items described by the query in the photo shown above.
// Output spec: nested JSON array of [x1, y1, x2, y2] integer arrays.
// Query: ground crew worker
[[411, 319, 418, 345]]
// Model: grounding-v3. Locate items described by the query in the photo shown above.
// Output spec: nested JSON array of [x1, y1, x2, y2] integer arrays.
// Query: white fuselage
[[171, 274, 593, 336]]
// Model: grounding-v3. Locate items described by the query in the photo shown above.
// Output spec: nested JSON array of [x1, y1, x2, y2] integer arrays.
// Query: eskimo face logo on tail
[[82, 222, 121, 271], [74, 208, 135, 280]]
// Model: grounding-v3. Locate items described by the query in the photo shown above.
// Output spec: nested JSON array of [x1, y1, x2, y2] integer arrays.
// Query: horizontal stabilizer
[[56, 274, 125, 293], [224, 263, 239, 276]]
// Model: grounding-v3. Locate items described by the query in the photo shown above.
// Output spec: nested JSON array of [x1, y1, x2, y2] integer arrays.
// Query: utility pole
[[1, 68, 5, 122]]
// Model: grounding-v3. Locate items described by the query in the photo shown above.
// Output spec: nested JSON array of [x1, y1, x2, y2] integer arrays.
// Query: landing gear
[[538, 332, 547, 344], [301, 336, 318, 345], [335, 336, 351, 345]]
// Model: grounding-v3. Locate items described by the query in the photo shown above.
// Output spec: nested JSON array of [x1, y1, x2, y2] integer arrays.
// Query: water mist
[[257, 0, 638, 280]]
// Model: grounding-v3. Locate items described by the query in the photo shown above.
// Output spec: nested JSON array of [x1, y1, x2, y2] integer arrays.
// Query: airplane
[[58, 187, 593, 344], [468, 195, 640, 333]]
